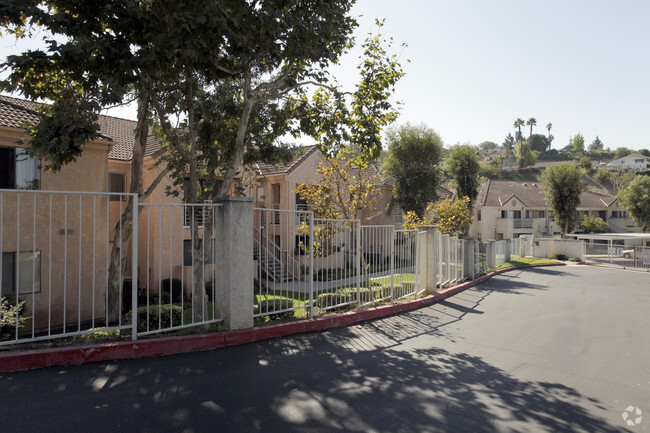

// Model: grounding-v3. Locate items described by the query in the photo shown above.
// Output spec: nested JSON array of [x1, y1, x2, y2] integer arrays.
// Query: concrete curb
[[0, 262, 564, 372]]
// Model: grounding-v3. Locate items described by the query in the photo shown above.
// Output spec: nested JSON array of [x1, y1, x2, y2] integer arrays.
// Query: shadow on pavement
[[0, 289, 623, 433]]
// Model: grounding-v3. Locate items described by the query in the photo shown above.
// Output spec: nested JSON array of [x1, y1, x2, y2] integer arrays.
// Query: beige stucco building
[[470, 179, 638, 242]]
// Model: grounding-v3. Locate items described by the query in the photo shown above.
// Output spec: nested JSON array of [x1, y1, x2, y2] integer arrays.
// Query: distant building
[[606, 153, 648, 171], [469, 180, 637, 241]]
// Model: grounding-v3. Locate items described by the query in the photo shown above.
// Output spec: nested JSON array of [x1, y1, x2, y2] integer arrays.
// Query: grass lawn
[[497, 257, 559, 269]]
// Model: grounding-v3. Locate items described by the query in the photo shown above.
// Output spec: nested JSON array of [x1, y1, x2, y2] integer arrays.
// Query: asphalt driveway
[[0, 265, 648, 432]]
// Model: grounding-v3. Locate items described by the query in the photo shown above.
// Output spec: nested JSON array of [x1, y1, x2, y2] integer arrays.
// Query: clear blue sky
[[2, 0, 648, 151], [335, 0, 650, 151]]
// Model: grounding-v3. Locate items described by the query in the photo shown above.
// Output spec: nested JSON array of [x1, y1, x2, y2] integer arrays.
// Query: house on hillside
[[606, 153, 648, 171], [470, 180, 637, 241]]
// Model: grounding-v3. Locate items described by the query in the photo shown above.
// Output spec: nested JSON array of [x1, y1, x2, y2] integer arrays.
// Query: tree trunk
[[106, 90, 149, 324]]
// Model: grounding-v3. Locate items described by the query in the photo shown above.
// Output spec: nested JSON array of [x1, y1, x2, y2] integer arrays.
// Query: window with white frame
[[1, 251, 41, 295]]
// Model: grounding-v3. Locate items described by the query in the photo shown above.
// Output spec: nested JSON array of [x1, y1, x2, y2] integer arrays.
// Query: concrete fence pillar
[[464, 239, 474, 280], [417, 225, 438, 295], [487, 241, 496, 270], [215, 197, 254, 330]]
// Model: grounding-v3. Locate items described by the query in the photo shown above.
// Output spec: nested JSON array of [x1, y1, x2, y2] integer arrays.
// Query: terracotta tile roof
[[254, 145, 318, 175], [477, 179, 618, 209], [98, 115, 161, 161], [0, 94, 161, 161]]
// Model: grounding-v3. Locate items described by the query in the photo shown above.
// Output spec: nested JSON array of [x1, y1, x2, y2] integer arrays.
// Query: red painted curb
[[0, 262, 565, 372]]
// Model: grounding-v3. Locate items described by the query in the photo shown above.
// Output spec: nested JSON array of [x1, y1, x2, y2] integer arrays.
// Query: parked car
[[622, 249, 634, 259]]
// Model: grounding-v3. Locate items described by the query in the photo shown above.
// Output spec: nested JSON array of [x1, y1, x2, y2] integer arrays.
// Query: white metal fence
[[0, 189, 225, 346], [2, 190, 537, 347]]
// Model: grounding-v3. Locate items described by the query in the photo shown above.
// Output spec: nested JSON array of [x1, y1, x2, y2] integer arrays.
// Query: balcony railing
[[513, 218, 533, 229]]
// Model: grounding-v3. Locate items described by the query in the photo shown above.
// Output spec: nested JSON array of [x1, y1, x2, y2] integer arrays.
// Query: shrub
[[1, 295, 28, 340], [148, 292, 172, 305], [568, 257, 581, 262], [254, 299, 294, 321], [73, 327, 121, 341], [554, 253, 567, 260], [161, 278, 184, 303], [127, 304, 184, 333], [315, 292, 356, 311]]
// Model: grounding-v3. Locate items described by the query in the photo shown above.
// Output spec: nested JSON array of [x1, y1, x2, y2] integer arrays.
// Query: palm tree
[[514, 118, 524, 142], [546, 122, 553, 151], [526, 117, 537, 139]]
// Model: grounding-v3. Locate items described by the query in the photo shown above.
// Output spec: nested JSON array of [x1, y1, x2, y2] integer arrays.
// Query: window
[[477, 210, 481, 221], [108, 172, 126, 201], [184, 206, 208, 227], [500, 210, 507, 219], [1, 251, 41, 295], [0, 147, 40, 190], [511, 210, 521, 219], [183, 239, 215, 266], [394, 212, 404, 224]]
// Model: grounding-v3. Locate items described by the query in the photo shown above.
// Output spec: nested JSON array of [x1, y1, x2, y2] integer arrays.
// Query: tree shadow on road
[[0, 314, 625, 433]]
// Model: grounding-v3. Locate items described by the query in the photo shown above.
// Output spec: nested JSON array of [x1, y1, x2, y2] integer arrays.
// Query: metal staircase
[[254, 228, 294, 282]]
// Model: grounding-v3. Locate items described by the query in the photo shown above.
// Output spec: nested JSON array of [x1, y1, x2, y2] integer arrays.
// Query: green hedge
[[254, 299, 294, 321], [127, 304, 184, 333]]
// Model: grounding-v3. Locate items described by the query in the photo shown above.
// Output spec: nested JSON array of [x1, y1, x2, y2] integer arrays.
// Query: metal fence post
[[308, 211, 314, 319], [131, 193, 139, 341]]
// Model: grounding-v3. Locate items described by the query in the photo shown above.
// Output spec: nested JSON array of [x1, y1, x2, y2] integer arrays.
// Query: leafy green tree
[[478, 141, 499, 152], [579, 215, 609, 233], [503, 133, 515, 153], [618, 175, 650, 231], [572, 133, 585, 154], [640, 149, 650, 157], [445, 144, 481, 207], [614, 147, 632, 159], [579, 156, 594, 174], [1, 0, 357, 322], [540, 163, 586, 235], [403, 197, 472, 236], [382, 123, 443, 218], [529, 134, 550, 152], [514, 140, 537, 168], [588, 136, 604, 153]]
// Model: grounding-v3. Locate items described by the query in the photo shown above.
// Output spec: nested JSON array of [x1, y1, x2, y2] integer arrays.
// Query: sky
[[2, 0, 649, 151]]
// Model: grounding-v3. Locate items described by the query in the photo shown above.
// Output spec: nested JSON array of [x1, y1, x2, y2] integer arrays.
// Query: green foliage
[[571, 133, 585, 154], [383, 123, 443, 218], [514, 140, 537, 169], [614, 147, 632, 159], [127, 304, 184, 333], [580, 215, 609, 233], [579, 156, 594, 174], [403, 197, 472, 236], [478, 141, 499, 152], [445, 145, 481, 206], [73, 328, 121, 342], [618, 175, 650, 231], [540, 163, 586, 235], [588, 136, 604, 153], [1, 296, 28, 340], [554, 253, 567, 260], [254, 299, 295, 321], [529, 134, 550, 153], [503, 133, 515, 152], [293, 20, 405, 163]]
